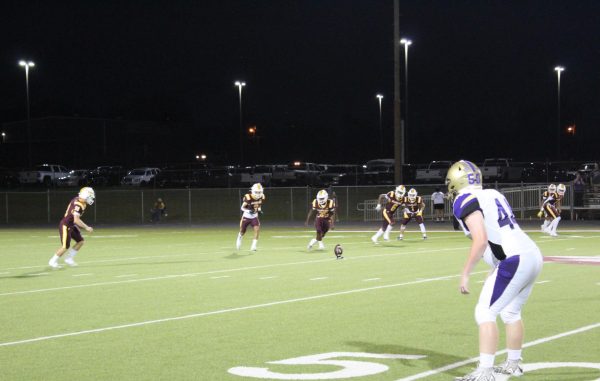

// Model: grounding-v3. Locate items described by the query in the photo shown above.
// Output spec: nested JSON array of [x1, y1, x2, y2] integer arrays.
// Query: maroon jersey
[[385, 191, 403, 213], [60, 197, 87, 227], [241, 193, 265, 217], [542, 191, 561, 206], [312, 199, 335, 219], [401, 196, 424, 214]]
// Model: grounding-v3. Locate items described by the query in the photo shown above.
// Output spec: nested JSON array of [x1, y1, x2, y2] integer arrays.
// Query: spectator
[[573, 172, 586, 207], [151, 198, 167, 223], [431, 187, 446, 222]]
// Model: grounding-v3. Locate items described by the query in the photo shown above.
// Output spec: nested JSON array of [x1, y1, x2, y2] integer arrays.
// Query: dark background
[[1, 0, 598, 167]]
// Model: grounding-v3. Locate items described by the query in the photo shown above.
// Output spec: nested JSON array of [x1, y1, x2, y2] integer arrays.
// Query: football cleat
[[64, 258, 78, 267], [493, 359, 523, 377], [316, 189, 328, 206], [371, 235, 379, 244], [446, 160, 483, 200], [48, 261, 61, 269], [397, 235, 403, 241], [454, 367, 495, 381], [251, 183, 264, 200], [79, 187, 95, 205]]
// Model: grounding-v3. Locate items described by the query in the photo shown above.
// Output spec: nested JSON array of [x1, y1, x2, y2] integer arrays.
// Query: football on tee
[[334, 244, 343, 258]]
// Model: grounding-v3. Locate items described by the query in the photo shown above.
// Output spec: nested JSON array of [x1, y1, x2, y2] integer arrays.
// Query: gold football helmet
[[445, 160, 482, 199], [557, 183, 566, 195], [316, 189, 328, 205], [395, 185, 406, 199]]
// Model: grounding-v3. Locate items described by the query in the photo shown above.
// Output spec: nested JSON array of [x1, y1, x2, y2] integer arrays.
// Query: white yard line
[[259, 276, 277, 280], [0, 272, 469, 348], [0, 246, 468, 297], [0, 272, 9, 275], [114, 274, 138, 278], [310, 277, 328, 281], [536, 280, 551, 284], [72, 273, 93, 277], [395, 322, 600, 381], [363, 278, 381, 282], [27, 272, 49, 277], [210, 276, 230, 279]]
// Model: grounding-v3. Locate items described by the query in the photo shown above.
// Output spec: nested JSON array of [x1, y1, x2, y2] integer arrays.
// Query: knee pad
[[500, 309, 522, 324], [475, 303, 498, 325]]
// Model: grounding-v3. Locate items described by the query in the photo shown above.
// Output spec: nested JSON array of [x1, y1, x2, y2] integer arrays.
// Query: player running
[[371, 185, 406, 243], [48, 187, 95, 268], [305, 190, 335, 251], [397, 188, 427, 240], [447, 160, 543, 381], [538, 183, 565, 236], [236, 183, 265, 251]]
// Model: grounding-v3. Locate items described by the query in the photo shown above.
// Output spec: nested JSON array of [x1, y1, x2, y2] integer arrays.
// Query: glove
[[375, 204, 382, 212], [416, 210, 423, 217], [537, 210, 544, 218]]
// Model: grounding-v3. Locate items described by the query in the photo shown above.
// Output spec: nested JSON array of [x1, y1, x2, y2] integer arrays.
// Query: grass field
[[1, 223, 599, 380]]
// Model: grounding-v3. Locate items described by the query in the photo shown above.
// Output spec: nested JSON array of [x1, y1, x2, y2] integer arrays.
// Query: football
[[334, 244, 343, 259]]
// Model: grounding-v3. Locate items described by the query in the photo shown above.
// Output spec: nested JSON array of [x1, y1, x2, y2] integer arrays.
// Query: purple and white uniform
[[454, 188, 543, 324]]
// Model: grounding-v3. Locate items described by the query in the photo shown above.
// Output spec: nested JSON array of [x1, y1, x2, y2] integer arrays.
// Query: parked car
[[0, 167, 19, 188], [57, 169, 90, 187], [237, 165, 273, 187], [362, 159, 395, 185], [415, 160, 452, 183], [18, 164, 70, 186], [121, 167, 161, 186], [481, 158, 524, 182], [271, 162, 323, 186], [89, 166, 128, 186], [318, 164, 361, 186]]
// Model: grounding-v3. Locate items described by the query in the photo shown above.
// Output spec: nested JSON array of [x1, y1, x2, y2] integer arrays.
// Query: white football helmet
[[557, 183, 566, 195], [407, 188, 418, 202], [79, 187, 95, 205], [251, 183, 264, 199], [316, 190, 328, 206], [395, 185, 406, 199], [548, 184, 556, 193]]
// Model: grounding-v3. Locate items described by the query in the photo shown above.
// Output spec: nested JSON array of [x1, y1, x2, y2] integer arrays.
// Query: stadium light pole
[[1, 132, 5, 143], [376, 94, 384, 156], [554, 66, 564, 160], [235, 81, 246, 165], [19, 60, 35, 167], [400, 38, 411, 163]]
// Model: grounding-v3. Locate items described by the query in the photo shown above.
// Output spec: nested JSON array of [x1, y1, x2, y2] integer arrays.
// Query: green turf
[[0, 225, 599, 380]]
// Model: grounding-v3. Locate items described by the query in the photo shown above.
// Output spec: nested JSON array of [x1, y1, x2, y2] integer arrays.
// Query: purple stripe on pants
[[490, 255, 520, 307]]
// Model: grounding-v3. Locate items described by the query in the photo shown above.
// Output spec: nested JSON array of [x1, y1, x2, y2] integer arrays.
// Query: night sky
[[1, 0, 599, 166]]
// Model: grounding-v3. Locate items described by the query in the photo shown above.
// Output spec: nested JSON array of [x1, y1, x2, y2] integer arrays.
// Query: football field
[[1, 224, 599, 380]]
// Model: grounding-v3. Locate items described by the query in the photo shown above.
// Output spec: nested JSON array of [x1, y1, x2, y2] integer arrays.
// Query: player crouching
[[371, 185, 405, 243], [538, 183, 565, 237], [236, 183, 265, 251], [305, 190, 335, 250], [48, 187, 95, 269], [397, 188, 427, 240]]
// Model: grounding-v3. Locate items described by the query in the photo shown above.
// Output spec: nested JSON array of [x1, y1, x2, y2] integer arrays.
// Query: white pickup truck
[[19, 164, 70, 186], [481, 158, 523, 181], [415, 161, 452, 183]]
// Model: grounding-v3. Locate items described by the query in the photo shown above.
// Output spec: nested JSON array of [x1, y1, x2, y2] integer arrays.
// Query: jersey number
[[495, 198, 516, 229]]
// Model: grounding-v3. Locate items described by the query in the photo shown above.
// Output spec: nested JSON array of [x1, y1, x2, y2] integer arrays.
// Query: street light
[[1, 132, 6, 144], [554, 66, 564, 159], [235, 81, 246, 164], [19, 60, 35, 167], [376, 94, 384, 156], [400, 38, 411, 163]]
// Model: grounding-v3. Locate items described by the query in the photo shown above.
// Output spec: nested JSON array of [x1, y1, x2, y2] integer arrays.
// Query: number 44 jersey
[[453, 188, 538, 261]]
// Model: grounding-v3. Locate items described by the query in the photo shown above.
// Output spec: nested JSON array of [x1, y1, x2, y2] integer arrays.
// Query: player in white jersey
[[447, 160, 543, 381]]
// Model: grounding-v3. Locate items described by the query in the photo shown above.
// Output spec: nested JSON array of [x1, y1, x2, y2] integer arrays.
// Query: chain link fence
[[0, 183, 575, 225]]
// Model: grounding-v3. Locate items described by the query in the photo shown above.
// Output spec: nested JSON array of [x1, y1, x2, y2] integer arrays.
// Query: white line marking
[[363, 278, 381, 282], [72, 273, 93, 277], [310, 277, 328, 281], [28, 272, 49, 277], [566, 248, 576, 251], [46, 235, 138, 239], [0, 273, 467, 347], [210, 276, 230, 279], [0, 272, 9, 275], [0, 246, 468, 297], [114, 274, 137, 278], [536, 280, 551, 284], [259, 276, 277, 280], [394, 322, 600, 381]]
